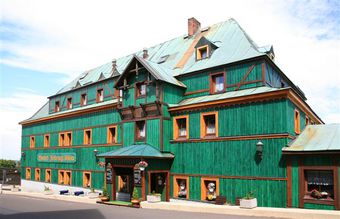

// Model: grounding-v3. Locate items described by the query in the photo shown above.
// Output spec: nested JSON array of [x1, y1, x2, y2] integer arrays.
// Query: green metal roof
[[169, 87, 285, 107], [283, 124, 340, 152], [52, 18, 270, 96], [97, 144, 174, 158], [21, 99, 118, 123]]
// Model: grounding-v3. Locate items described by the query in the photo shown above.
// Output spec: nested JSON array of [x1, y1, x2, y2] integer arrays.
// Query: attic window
[[67, 97, 72, 109], [55, 101, 60, 112], [97, 89, 104, 102], [158, 55, 170, 64], [196, 45, 209, 60]]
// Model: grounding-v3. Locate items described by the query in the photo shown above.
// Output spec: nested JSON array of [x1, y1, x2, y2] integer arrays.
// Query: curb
[[140, 201, 340, 219]]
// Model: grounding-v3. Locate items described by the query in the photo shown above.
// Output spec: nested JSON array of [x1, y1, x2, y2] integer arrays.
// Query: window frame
[[67, 97, 72, 109], [302, 166, 337, 206], [107, 125, 117, 144], [196, 45, 210, 60], [55, 100, 60, 112], [45, 169, 52, 183], [294, 109, 301, 134], [200, 177, 219, 201], [200, 111, 219, 138], [135, 82, 147, 98], [58, 170, 72, 185], [305, 116, 310, 126], [210, 72, 226, 94], [83, 129, 92, 145], [35, 168, 41, 181], [59, 131, 72, 146], [44, 134, 50, 148], [135, 120, 146, 141], [80, 93, 87, 106], [173, 115, 189, 140], [83, 171, 91, 188], [30, 136, 35, 148], [25, 167, 31, 180], [96, 88, 104, 103], [173, 175, 190, 199]]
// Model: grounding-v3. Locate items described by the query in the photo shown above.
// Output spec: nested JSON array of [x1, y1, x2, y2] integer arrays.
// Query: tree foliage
[[0, 159, 17, 168]]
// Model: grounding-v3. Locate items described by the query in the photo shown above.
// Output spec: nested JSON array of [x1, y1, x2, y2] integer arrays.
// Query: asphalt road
[[0, 194, 271, 219]]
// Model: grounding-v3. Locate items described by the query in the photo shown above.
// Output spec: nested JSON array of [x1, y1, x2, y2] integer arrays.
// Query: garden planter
[[240, 198, 257, 209], [100, 196, 110, 202], [147, 195, 161, 203]]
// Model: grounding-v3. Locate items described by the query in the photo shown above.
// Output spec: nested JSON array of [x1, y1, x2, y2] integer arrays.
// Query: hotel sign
[[37, 153, 76, 163]]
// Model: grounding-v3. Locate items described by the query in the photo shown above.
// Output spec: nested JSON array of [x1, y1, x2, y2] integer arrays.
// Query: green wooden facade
[[20, 18, 335, 210]]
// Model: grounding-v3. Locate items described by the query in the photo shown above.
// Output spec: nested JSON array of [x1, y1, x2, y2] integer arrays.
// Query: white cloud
[[0, 91, 47, 160], [0, 0, 339, 160]]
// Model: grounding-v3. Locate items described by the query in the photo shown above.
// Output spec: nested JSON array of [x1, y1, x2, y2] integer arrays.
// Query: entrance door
[[149, 171, 169, 201], [114, 167, 134, 202]]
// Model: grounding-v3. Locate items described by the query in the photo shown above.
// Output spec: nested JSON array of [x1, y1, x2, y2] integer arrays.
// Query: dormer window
[[55, 101, 60, 112], [97, 89, 104, 102], [196, 45, 209, 60], [81, 93, 87, 106], [136, 83, 146, 98], [67, 97, 72, 109]]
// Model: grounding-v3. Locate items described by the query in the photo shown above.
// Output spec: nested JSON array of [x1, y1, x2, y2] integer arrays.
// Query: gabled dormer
[[195, 37, 218, 61]]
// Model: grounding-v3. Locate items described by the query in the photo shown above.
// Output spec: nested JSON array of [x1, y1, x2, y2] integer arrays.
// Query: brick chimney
[[188, 17, 201, 36], [143, 48, 148, 59], [111, 59, 117, 75]]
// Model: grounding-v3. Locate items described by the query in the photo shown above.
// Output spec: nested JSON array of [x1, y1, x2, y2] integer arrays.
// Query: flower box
[[240, 198, 257, 209], [147, 194, 161, 203]]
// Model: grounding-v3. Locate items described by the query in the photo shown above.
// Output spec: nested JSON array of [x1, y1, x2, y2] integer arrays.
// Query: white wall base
[[21, 180, 102, 195]]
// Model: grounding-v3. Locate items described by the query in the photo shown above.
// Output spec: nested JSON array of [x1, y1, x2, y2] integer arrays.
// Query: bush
[[132, 187, 139, 200]]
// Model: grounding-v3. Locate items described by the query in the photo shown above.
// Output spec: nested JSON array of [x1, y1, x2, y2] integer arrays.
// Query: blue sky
[[0, 0, 339, 160]]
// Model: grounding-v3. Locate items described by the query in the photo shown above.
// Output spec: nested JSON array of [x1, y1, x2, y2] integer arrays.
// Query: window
[[84, 129, 92, 145], [97, 88, 104, 102], [67, 97, 72, 109], [196, 45, 209, 60], [107, 125, 117, 143], [59, 132, 72, 146], [58, 170, 71, 185], [83, 172, 91, 188], [25, 168, 31, 180], [55, 101, 60, 112], [200, 112, 218, 138], [201, 177, 219, 201], [294, 109, 301, 134], [135, 120, 146, 140], [35, 168, 40, 181], [210, 73, 225, 93], [30, 136, 35, 148], [44, 134, 50, 147], [81, 93, 87, 106], [305, 116, 310, 126], [304, 170, 334, 201], [136, 83, 146, 97], [173, 176, 189, 199], [45, 169, 51, 183], [173, 115, 189, 140]]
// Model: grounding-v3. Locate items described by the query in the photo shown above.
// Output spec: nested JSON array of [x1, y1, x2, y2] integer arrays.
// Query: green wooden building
[[20, 17, 339, 210]]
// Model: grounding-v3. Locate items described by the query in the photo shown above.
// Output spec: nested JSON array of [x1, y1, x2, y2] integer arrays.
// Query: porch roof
[[282, 124, 340, 153], [97, 144, 174, 159]]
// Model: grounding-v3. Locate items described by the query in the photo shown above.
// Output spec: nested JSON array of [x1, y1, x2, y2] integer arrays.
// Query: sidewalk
[[141, 199, 340, 219], [2, 190, 340, 219]]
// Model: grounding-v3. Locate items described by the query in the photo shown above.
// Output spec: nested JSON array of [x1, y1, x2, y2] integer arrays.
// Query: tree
[[0, 159, 17, 169]]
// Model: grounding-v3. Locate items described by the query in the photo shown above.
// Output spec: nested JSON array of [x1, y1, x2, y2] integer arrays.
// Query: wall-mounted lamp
[[256, 141, 264, 159], [93, 149, 99, 162]]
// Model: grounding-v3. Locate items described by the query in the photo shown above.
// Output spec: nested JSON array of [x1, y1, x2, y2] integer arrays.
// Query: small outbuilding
[[283, 124, 340, 210]]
